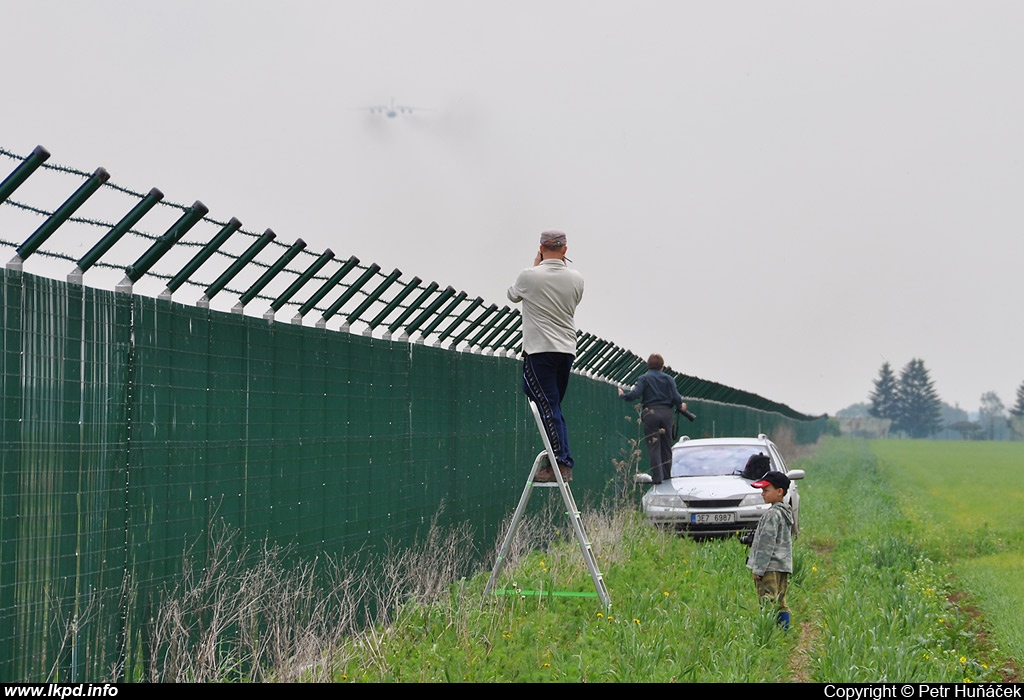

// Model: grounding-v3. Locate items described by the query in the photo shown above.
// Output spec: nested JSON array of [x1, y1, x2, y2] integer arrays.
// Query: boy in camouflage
[[746, 470, 794, 629]]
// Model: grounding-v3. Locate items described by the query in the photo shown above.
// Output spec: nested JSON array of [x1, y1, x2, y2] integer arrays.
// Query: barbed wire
[[1, 145, 330, 261]]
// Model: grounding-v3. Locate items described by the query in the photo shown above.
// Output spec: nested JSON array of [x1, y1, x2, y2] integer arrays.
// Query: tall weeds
[[145, 525, 367, 682], [143, 512, 477, 682]]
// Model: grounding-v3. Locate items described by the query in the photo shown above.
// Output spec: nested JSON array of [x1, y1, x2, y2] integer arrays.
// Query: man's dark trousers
[[523, 352, 574, 469]]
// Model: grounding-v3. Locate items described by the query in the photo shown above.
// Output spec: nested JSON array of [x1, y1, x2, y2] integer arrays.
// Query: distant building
[[837, 416, 891, 440]]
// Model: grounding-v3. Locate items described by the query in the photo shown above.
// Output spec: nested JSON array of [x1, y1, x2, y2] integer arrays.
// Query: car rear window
[[670, 445, 771, 477]]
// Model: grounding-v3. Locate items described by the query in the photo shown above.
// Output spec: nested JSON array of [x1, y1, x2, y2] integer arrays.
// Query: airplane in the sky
[[363, 97, 427, 119]]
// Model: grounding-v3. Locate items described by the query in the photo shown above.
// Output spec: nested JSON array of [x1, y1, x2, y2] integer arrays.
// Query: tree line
[[867, 359, 1024, 439]]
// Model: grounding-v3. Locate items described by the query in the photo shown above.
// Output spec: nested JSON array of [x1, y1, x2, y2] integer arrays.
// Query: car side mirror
[[787, 469, 806, 481], [633, 472, 653, 485]]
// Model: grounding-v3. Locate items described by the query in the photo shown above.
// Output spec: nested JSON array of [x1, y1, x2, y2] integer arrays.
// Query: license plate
[[691, 512, 735, 524]]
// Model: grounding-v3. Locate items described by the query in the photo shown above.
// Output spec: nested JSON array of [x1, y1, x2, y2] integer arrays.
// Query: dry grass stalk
[[144, 510, 481, 682], [145, 524, 367, 682]]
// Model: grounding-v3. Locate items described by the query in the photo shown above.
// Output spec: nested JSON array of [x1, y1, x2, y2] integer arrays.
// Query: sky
[[2, 0, 1022, 417]]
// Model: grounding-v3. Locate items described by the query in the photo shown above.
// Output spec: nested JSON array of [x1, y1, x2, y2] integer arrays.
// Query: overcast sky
[[3, 0, 1022, 416]]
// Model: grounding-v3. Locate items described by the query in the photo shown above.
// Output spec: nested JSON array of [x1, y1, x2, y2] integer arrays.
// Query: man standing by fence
[[507, 230, 584, 482]]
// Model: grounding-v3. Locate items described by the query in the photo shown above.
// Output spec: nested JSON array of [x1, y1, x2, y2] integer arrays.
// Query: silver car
[[637, 434, 805, 537]]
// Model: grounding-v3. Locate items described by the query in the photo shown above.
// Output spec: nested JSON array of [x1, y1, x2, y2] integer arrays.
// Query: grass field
[[870, 440, 1024, 670]]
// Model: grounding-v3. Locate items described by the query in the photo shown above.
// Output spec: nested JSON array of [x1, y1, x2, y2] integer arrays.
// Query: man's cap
[[540, 230, 567, 247], [751, 471, 791, 490]]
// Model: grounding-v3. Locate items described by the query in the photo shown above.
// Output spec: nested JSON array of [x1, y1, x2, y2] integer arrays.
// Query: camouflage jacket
[[746, 501, 793, 577]]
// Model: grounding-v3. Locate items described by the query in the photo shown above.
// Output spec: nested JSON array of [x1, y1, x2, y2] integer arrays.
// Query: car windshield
[[669, 445, 771, 478]]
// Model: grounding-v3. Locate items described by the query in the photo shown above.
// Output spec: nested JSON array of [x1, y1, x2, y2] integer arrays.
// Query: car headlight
[[646, 494, 687, 509], [738, 493, 765, 507]]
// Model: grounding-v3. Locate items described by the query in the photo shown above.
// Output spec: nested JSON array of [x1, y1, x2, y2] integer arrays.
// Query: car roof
[[673, 436, 774, 448]]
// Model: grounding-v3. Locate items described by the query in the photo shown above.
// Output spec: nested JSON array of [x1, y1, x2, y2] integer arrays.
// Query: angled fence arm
[[434, 296, 483, 347], [410, 289, 464, 343], [198, 229, 276, 308], [342, 268, 402, 333], [491, 314, 522, 355], [293, 255, 360, 324], [317, 263, 381, 328], [382, 280, 436, 340], [458, 304, 501, 352], [365, 275, 421, 335], [475, 306, 516, 352], [594, 343, 623, 376], [574, 334, 604, 371], [9, 167, 109, 271], [161, 217, 241, 299], [0, 145, 50, 206], [267, 248, 335, 317], [621, 356, 648, 386], [234, 238, 307, 314], [119, 200, 209, 293], [578, 340, 615, 375], [73, 188, 165, 285]]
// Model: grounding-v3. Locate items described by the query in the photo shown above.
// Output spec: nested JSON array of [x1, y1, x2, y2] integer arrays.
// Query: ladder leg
[[483, 451, 546, 597]]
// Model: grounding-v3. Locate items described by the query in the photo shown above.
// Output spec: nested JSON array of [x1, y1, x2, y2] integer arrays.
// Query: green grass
[[870, 439, 1024, 672], [795, 440, 996, 681], [871, 440, 1024, 536], [327, 438, 1014, 683], [336, 517, 795, 682], [957, 554, 1024, 664]]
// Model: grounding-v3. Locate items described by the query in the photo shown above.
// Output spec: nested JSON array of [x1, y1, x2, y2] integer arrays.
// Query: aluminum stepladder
[[483, 399, 611, 609]]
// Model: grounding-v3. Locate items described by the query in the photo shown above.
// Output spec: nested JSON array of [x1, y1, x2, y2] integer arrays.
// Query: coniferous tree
[[895, 358, 943, 438], [868, 361, 900, 421], [1010, 381, 1024, 439], [1011, 380, 1024, 418]]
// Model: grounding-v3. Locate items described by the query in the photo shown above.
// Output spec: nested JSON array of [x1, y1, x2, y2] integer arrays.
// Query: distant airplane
[[363, 97, 427, 119]]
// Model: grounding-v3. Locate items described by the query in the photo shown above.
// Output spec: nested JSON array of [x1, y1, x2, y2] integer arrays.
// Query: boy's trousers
[[755, 571, 789, 613]]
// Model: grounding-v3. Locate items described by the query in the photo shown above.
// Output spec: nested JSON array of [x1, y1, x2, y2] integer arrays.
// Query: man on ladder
[[507, 230, 584, 482], [491, 232, 607, 608]]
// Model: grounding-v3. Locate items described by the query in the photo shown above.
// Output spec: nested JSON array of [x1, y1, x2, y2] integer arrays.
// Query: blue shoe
[[777, 612, 791, 630]]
